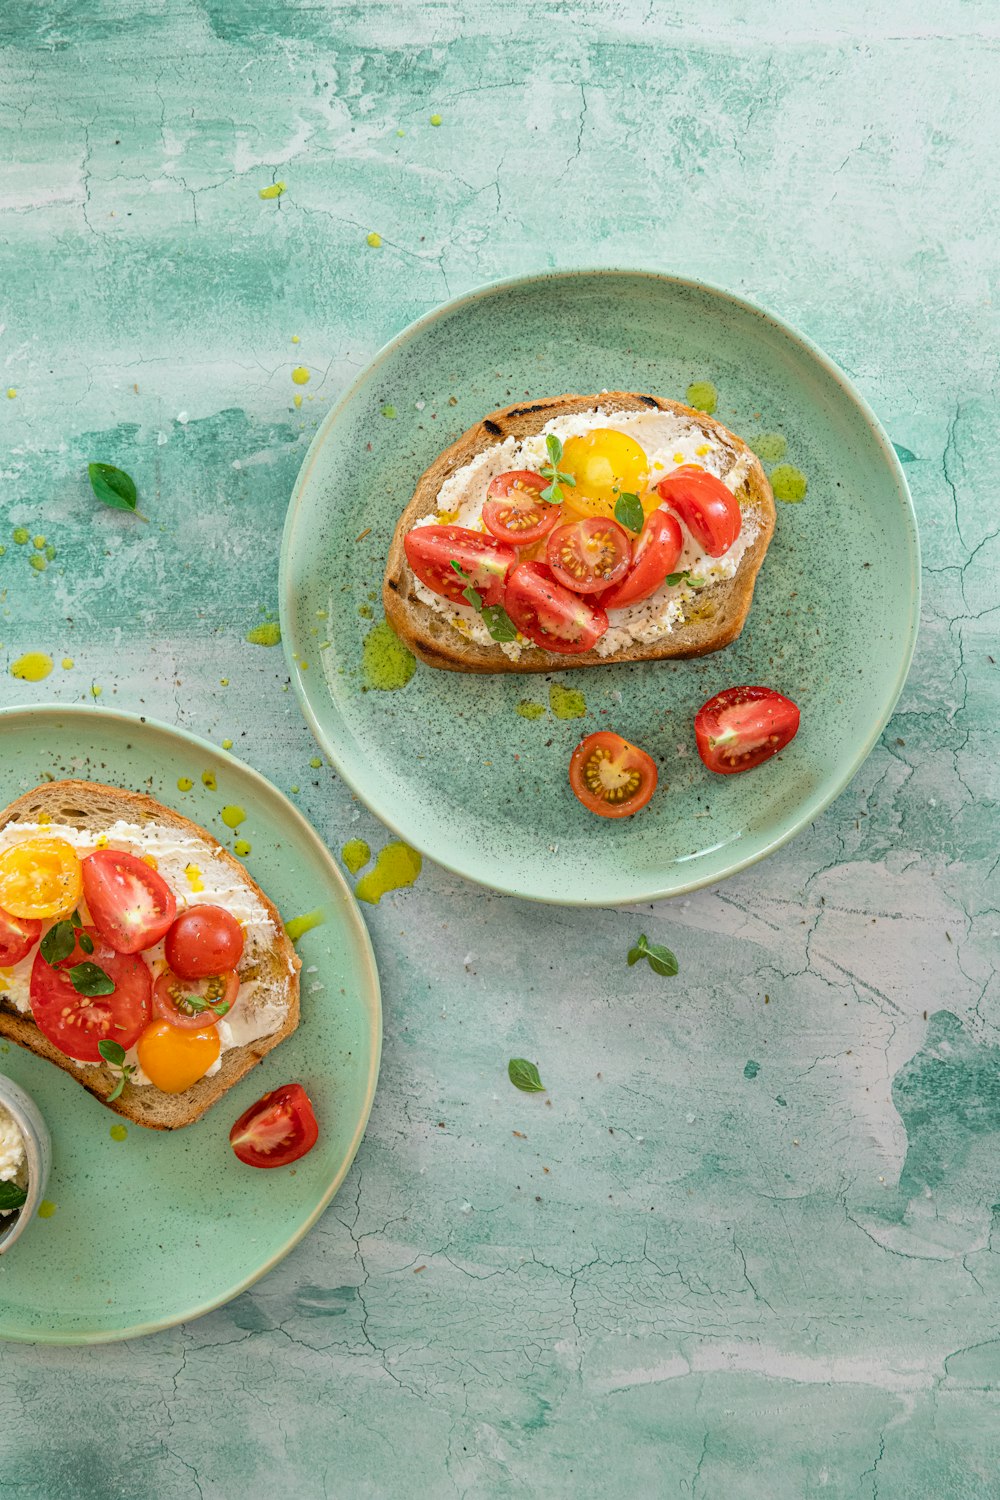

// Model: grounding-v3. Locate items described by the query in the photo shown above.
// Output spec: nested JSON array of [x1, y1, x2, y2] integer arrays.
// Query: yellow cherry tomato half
[[560, 429, 649, 520], [0, 837, 83, 919], [136, 1021, 221, 1094]]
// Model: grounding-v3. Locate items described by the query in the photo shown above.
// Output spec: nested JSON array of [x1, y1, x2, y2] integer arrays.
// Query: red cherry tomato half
[[504, 562, 608, 654], [29, 927, 152, 1062], [0, 905, 41, 966], [482, 471, 558, 546], [598, 508, 684, 610], [568, 732, 658, 819], [165, 905, 245, 979], [229, 1083, 320, 1168], [694, 685, 801, 774], [656, 467, 741, 557], [81, 850, 177, 955], [403, 525, 517, 607], [546, 517, 631, 595], [153, 967, 240, 1030]]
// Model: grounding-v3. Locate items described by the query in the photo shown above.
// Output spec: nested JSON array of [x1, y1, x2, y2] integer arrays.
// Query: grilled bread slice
[[383, 392, 775, 674], [0, 781, 301, 1130]]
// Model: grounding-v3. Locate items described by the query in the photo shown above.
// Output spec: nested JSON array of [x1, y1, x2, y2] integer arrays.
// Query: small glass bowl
[[0, 1074, 52, 1255]]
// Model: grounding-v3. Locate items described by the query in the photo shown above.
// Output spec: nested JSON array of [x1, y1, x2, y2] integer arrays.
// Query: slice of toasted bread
[[0, 781, 301, 1130], [384, 392, 775, 674]]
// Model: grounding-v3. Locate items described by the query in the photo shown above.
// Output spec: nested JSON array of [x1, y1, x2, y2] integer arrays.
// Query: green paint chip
[[743, 1060, 761, 1080], [246, 622, 282, 647]]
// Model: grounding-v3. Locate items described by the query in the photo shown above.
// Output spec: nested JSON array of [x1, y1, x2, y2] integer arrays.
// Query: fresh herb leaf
[[481, 604, 517, 642], [450, 561, 519, 643], [40, 920, 75, 966], [0, 1181, 27, 1212], [627, 934, 679, 978], [87, 462, 147, 521], [69, 962, 115, 997], [665, 570, 706, 589], [78, 930, 94, 954], [539, 431, 576, 504], [98, 1038, 134, 1101], [508, 1057, 546, 1093], [614, 492, 644, 533], [180, 994, 231, 1018]]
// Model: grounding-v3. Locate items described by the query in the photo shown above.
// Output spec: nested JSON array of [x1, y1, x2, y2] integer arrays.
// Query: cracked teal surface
[[1, 2, 998, 1496]]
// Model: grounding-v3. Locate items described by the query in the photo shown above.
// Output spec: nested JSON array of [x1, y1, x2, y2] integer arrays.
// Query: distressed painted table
[[1, 3, 999, 1495]]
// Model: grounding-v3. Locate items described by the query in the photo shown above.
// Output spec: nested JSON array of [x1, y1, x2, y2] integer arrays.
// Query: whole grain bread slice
[[383, 392, 775, 673], [0, 780, 301, 1130]]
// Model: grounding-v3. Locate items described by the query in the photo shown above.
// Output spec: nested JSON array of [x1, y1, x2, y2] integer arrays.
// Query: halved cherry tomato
[[0, 838, 82, 920], [560, 429, 649, 520], [153, 967, 240, 1030], [165, 905, 245, 979], [569, 732, 658, 819], [81, 850, 177, 954], [656, 467, 741, 557], [229, 1083, 319, 1169], [29, 927, 152, 1062], [597, 509, 684, 610], [694, 686, 800, 774], [0, 906, 41, 966], [404, 525, 516, 607], [504, 562, 608, 654], [546, 518, 631, 595], [482, 471, 558, 546], [136, 1020, 220, 1093]]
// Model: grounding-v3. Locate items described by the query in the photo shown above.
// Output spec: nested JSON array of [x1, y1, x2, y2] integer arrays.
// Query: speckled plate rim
[[280, 267, 922, 907], [0, 703, 382, 1345]]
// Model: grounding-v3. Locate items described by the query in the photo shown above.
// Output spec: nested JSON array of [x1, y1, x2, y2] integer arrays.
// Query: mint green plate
[[281, 271, 920, 905], [0, 706, 380, 1344]]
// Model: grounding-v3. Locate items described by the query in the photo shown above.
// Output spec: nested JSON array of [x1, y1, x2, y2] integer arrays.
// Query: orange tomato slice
[[0, 837, 83, 919]]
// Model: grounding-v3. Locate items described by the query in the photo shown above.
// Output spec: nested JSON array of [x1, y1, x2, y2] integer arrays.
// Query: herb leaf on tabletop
[[508, 1058, 546, 1093], [627, 934, 679, 977], [88, 462, 148, 521]]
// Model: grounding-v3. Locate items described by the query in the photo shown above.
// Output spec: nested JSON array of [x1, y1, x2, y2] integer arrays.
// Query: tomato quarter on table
[[504, 562, 608, 654], [404, 524, 516, 607], [546, 517, 631, 594], [482, 471, 558, 546], [165, 905, 244, 979], [29, 928, 152, 1062], [569, 732, 659, 819], [0, 905, 41, 966], [597, 508, 684, 610], [0, 837, 82, 920], [153, 967, 240, 1030], [229, 1083, 319, 1168], [81, 849, 177, 954], [656, 467, 741, 557], [694, 685, 801, 774]]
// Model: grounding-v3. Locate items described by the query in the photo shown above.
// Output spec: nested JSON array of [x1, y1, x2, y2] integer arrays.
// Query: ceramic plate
[[281, 271, 919, 905], [0, 706, 380, 1343]]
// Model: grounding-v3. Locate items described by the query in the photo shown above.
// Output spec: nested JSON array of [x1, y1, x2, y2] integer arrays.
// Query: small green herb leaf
[[40, 920, 75, 966], [0, 1181, 27, 1212], [481, 604, 517, 642], [627, 934, 679, 978], [88, 462, 147, 521], [69, 962, 115, 997], [180, 994, 231, 1018], [545, 433, 563, 466], [98, 1039, 126, 1066], [78, 930, 94, 954], [614, 492, 644, 533], [508, 1057, 546, 1093], [665, 570, 706, 589]]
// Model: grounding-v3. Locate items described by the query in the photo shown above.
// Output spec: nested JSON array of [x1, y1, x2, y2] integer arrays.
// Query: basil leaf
[[450, 560, 466, 576], [508, 1057, 545, 1093], [88, 462, 139, 513], [481, 605, 517, 643], [0, 1181, 27, 1212], [40, 920, 75, 966], [70, 962, 115, 997], [557, 470, 576, 488], [98, 1038, 126, 1066], [106, 1072, 128, 1102], [627, 937, 647, 966], [614, 492, 644, 533], [644, 944, 679, 977], [540, 481, 562, 504], [78, 930, 94, 954], [545, 433, 563, 465], [212, 999, 232, 1017], [665, 571, 706, 590], [461, 584, 483, 610]]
